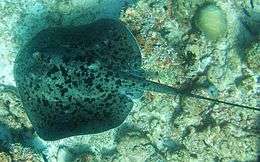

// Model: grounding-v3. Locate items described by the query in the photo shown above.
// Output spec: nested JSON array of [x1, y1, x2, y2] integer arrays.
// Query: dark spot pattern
[[14, 19, 143, 140]]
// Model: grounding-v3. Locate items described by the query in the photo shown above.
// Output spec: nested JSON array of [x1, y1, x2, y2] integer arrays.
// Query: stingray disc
[[14, 19, 142, 140]]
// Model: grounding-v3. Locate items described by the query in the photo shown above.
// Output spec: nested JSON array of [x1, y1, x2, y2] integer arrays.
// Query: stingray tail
[[146, 79, 259, 111], [119, 71, 260, 111]]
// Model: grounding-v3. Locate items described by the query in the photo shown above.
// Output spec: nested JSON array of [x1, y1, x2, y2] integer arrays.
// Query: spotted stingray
[[14, 19, 259, 141]]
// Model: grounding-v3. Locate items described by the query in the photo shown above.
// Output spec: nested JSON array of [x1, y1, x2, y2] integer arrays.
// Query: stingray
[[14, 19, 259, 141]]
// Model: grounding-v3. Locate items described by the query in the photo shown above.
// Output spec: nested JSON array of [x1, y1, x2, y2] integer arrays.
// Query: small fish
[[14, 19, 259, 141]]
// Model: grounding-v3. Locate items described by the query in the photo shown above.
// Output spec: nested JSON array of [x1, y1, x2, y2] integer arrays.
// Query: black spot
[[93, 112, 100, 118], [105, 102, 112, 107], [55, 101, 62, 107], [84, 73, 95, 86], [75, 102, 82, 107], [106, 71, 113, 77], [72, 81, 78, 87], [106, 94, 113, 101], [80, 65, 85, 71], [34, 84, 40, 90], [115, 79, 122, 86], [75, 71, 81, 77], [96, 84, 104, 92], [89, 98, 95, 103], [55, 84, 63, 89], [101, 93, 107, 98], [42, 99, 48, 107], [64, 77, 71, 84], [47, 65, 59, 76], [111, 90, 117, 93], [84, 98, 90, 102], [60, 65, 68, 77], [61, 88, 68, 96], [104, 78, 109, 82]]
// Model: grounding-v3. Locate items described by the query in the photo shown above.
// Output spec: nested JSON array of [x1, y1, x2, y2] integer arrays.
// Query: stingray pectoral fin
[[108, 93, 134, 126]]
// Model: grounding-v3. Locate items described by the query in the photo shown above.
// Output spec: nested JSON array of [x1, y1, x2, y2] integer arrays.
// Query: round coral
[[195, 4, 227, 40]]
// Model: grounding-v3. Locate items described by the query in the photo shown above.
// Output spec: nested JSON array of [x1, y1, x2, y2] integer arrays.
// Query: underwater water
[[0, 0, 259, 161]]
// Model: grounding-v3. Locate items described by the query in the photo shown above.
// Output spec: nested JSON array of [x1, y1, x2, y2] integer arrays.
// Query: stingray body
[[14, 19, 143, 140], [14, 19, 259, 141]]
